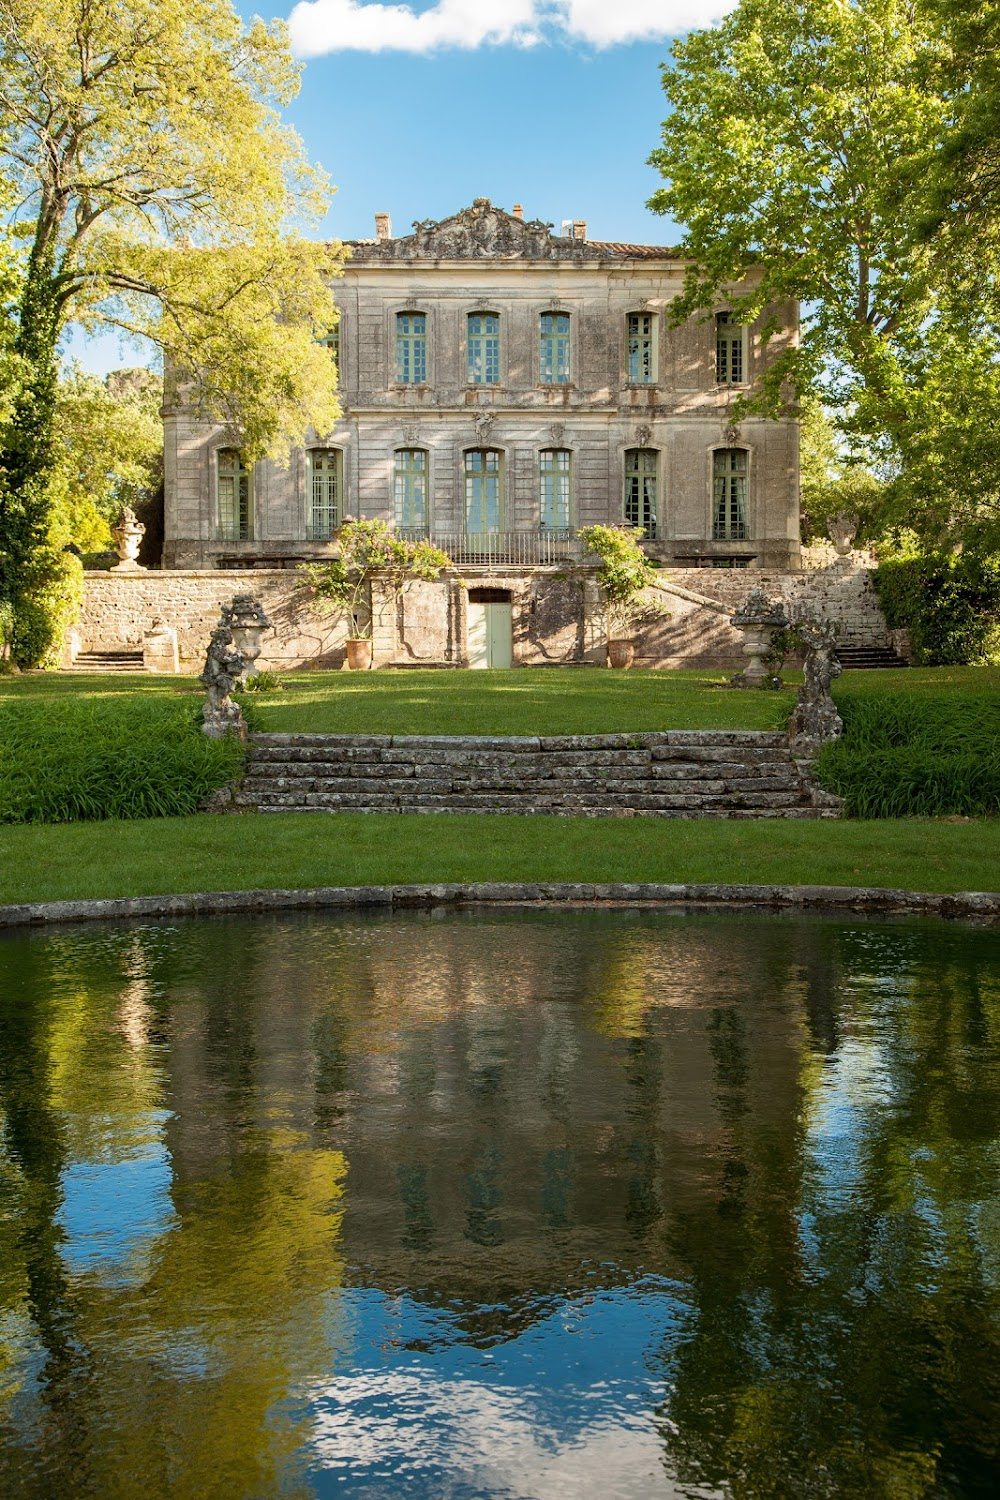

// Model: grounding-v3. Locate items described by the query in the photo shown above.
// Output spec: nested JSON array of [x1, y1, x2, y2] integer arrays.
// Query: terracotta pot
[[607, 639, 636, 670], [345, 637, 373, 671]]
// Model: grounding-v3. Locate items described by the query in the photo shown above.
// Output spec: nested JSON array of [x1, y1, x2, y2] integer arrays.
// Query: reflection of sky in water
[[58, 1133, 175, 1280], [302, 1279, 699, 1500]]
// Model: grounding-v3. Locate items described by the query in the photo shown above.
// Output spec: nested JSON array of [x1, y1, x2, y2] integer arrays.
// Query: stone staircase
[[237, 732, 842, 819], [835, 644, 908, 670], [69, 648, 145, 672]]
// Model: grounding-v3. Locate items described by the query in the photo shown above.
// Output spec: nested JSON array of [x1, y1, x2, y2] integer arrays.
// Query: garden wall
[[73, 561, 889, 672]]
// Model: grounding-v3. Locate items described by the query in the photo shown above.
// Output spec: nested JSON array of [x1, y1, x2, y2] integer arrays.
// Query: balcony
[[397, 528, 578, 566]]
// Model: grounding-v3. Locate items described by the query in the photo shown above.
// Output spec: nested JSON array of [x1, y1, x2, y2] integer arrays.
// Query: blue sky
[[67, 0, 731, 373]]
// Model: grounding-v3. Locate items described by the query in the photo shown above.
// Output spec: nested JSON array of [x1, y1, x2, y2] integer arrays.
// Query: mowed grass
[[1, 812, 998, 906], [0, 667, 797, 734]]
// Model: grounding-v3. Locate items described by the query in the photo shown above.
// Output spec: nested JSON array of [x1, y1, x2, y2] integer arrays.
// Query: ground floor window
[[465, 448, 502, 532], [395, 449, 428, 530], [307, 449, 341, 540], [713, 449, 749, 540], [539, 449, 571, 530], [217, 448, 252, 541], [624, 448, 657, 537]]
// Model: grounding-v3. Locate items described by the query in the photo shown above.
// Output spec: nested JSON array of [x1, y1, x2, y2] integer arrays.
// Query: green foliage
[[577, 525, 662, 641], [647, 0, 1000, 548], [818, 676, 1000, 816], [236, 669, 284, 695], [300, 520, 452, 640], [9, 548, 84, 669], [799, 398, 889, 544], [49, 366, 163, 553], [874, 552, 1000, 664], [0, 694, 246, 824]]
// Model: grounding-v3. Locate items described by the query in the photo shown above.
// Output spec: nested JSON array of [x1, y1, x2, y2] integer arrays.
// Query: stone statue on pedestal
[[200, 612, 247, 739], [788, 620, 843, 752]]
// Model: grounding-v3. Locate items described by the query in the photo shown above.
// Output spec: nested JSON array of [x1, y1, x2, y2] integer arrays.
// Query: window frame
[[623, 447, 658, 539], [394, 447, 430, 532], [216, 447, 253, 542], [539, 448, 572, 531], [716, 312, 747, 386], [319, 324, 340, 386], [467, 312, 501, 386], [463, 447, 504, 533], [626, 311, 657, 386], [539, 311, 572, 386], [395, 311, 428, 386], [306, 447, 342, 541], [712, 447, 750, 540]]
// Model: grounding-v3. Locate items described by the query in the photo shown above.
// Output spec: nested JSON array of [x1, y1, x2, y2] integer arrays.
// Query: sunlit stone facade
[[162, 199, 801, 574]]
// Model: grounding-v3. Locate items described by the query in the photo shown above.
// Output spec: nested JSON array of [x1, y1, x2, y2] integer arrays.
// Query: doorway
[[467, 588, 513, 669]]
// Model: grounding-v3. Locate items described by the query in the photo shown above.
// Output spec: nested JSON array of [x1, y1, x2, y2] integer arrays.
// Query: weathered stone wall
[[77, 560, 888, 672]]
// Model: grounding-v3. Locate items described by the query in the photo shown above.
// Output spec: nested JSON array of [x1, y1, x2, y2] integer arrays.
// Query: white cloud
[[287, 0, 734, 59], [287, 0, 542, 58]]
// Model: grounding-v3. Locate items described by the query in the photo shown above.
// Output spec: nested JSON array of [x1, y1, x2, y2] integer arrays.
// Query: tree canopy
[[648, 0, 1000, 550], [0, 0, 343, 664]]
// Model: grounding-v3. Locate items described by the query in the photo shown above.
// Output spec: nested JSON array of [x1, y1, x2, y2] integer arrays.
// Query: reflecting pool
[[1, 908, 999, 1498]]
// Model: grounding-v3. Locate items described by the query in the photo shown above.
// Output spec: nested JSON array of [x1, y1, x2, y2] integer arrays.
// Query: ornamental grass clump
[[0, 695, 248, 824], [818, 683, 1000, 818]]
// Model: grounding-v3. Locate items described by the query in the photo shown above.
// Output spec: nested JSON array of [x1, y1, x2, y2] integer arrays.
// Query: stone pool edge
[[2, 882, 1000, 929]]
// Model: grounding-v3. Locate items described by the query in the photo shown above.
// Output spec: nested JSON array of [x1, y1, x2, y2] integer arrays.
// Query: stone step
[[70, 651, 145, 672], [237, 729, 841, 820]]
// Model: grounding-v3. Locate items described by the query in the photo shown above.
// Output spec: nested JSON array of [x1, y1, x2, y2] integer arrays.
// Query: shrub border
[[1, 881, 999, 931]]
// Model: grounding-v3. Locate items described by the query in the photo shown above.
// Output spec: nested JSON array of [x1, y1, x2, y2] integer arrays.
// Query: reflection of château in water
[[159, 910, 825, 1308]]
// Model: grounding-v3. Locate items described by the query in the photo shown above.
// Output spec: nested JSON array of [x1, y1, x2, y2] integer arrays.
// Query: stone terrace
[[238, 731, 842, 819]]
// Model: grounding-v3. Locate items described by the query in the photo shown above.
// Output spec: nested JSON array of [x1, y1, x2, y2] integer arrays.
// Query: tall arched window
[[713, 449, 749, 539], [467, 313, 500, 385], [540, 312, 571, 384], [307, 449, 341, 540], [394, 449, 428, 531], [624, 449, 657, 537], [716, 313, 745, 385], [539, 449, 571, 530], [464, 449, 502, 532], [216, 448, 252, 541], [626, 312, 655, 384], [395, 312, 427, 384]]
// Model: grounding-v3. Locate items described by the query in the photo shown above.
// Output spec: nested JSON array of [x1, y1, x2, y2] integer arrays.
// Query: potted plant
[[301, 519, 452, 669], [577, 525, 664, 667]]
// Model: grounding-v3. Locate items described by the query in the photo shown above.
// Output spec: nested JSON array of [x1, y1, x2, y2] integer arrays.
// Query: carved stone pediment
[[352, 198, 608, 262]]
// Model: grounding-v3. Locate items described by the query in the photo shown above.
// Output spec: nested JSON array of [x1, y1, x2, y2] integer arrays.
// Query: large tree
[[0, 0, 343, 663], [648, 0, 1000, 548]]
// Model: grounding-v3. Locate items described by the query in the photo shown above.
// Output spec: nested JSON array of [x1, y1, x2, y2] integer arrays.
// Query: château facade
[[162, 199, 801, 576]]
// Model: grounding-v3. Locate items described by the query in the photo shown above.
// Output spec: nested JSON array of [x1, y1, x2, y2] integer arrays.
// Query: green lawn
[[1, 812, 998, 905], [1, 666, 800, 733]]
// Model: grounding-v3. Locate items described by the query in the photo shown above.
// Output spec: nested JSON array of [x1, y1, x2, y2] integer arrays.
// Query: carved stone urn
[[110, 505, 146, 571], [227, 594, 272, 679], [607, 639, 636, 670], [730, 586, 788, 686], [828, 513, 858, 561]]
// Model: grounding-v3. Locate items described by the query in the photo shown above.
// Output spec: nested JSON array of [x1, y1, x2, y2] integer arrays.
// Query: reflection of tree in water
[[2, 911, 1000, 1497], [653, 921, 1000, 1500]]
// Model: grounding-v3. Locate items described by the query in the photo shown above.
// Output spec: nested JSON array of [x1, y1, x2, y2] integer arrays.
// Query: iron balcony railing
[[396, 528, 578, 565]]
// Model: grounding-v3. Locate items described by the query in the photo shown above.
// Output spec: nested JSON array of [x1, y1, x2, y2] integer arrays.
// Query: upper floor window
[[624, 448, 657, 538], [307, 448, 341, 541], [540, 312, 571, 384], [713, 449, 749, 539], [394, 449, 428, 531], [396, 312, 427, 385], [464, 448, 502, 532], [468, 313, 500, 385], [216, 448, 252, 541], [319, 325, 339, 381], [716, 312, 745, 384], [539, 449, 571, 530], [627, 312, 655, 385]]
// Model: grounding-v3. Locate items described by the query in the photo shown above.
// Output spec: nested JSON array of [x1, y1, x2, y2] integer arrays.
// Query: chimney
[[572, 219, 587, 241], [374, 212, 392, 242], [561, 220, 573, 238], [512, 204, 523, 220]]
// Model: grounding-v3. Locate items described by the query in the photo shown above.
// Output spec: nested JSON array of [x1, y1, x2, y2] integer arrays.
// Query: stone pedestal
[[143, 619, 179, 674]]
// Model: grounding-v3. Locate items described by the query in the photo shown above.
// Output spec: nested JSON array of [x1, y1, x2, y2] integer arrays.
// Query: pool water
[[1, 907, 999, 1498]]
